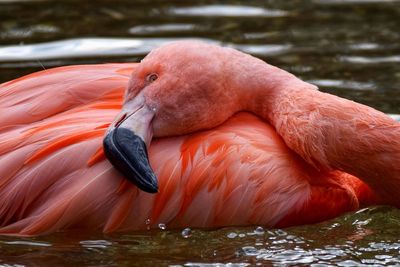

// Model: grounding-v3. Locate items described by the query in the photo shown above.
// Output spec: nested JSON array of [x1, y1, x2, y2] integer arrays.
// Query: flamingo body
[[0, 63, 380, 236]]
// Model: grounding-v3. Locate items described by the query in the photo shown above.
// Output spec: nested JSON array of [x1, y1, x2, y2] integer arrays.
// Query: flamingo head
[[103, 41, 265, 193]]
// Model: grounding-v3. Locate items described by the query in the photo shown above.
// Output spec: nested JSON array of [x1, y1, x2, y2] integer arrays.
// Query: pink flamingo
[[0, 41, 398, 236]]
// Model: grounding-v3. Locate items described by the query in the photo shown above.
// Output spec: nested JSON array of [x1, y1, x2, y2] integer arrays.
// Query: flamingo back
[[0, 64, 373, 236]]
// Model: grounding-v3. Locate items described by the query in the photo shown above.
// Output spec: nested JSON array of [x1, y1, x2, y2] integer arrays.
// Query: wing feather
[[0, 64, 375, 235]]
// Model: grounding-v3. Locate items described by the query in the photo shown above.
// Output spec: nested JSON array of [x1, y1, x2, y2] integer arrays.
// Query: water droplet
[[241, 246, 259, 256], [275, 229, 287, 236], [352, 218, 371, 226], [227, 232, 237, 239], [254, 226, 265, 235], [158, 223, 166, 230], [145, 218, 151, 230], [181, 228, 192, 238]]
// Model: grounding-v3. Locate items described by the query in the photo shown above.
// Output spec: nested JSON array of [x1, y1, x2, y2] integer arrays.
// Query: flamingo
[[0, 41, 398, 236]]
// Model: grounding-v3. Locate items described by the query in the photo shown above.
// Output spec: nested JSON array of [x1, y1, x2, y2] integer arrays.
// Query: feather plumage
[[0, 63, 379, 236]]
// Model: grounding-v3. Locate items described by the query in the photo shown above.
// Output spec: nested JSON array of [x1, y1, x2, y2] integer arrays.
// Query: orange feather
[[0, 62, 385, 236]]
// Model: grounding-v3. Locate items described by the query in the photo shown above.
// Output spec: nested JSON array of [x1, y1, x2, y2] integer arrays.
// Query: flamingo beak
[[103, 96, 158, 193]]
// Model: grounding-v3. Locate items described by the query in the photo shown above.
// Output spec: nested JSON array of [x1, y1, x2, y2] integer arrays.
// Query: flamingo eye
[[146, 73, 158, 83]]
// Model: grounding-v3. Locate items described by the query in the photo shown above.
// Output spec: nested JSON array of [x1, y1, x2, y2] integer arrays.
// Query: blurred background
[[1, 0, 400, 114], [1, 0, 400, 266]]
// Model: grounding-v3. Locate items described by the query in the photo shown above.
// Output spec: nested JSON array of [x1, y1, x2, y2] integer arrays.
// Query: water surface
[[1, 207, 400, 266]]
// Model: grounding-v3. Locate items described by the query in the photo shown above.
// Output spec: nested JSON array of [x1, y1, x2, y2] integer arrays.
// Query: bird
[[0, 41, 398, 236]]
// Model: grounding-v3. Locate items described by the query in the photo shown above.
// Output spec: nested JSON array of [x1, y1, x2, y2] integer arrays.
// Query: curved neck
[[238, 60, 400, 206]]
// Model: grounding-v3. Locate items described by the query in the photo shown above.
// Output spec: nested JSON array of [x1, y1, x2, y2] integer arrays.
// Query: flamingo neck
[[241, 62, 400, 206]]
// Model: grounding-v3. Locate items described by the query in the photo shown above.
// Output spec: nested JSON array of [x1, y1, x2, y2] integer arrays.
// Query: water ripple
[[340, 55, 400, 64], [0, 38, 217, 61], [168, 5, 287, 18], [308, 79, 376, 91], [129, 24, 198, 35], [0, 38, 294, 63], [2, 240, 51, 247], [1, 24, 59, 39], [314, 0, 400, 4], [229, 44, 292, 57], [347, 43, 381, 51], [80, 239, 113, 249], [184, 263, 249, 267]]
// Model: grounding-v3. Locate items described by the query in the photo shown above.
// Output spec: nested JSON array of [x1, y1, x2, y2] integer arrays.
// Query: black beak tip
[[103, 127, 159, 194]]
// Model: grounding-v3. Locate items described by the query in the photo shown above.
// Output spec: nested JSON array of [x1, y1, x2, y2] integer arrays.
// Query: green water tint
[[1, 0, 400, 265], [0, 207, 400, 266]]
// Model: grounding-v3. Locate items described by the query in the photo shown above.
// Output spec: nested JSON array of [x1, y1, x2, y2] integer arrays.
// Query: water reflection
[[340, 55, 400, 64], [0, 38, 297, 61], [0, 38, 209, 61], [129, 24, 197, 35], [167, 5, 288, 17], [308, 79, 376, 91]]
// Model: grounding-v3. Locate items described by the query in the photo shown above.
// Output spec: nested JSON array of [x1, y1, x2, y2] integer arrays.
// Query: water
[[1, 207, 400, 266], [1, 0, 400, 113], [1, 0, 400, 265]]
